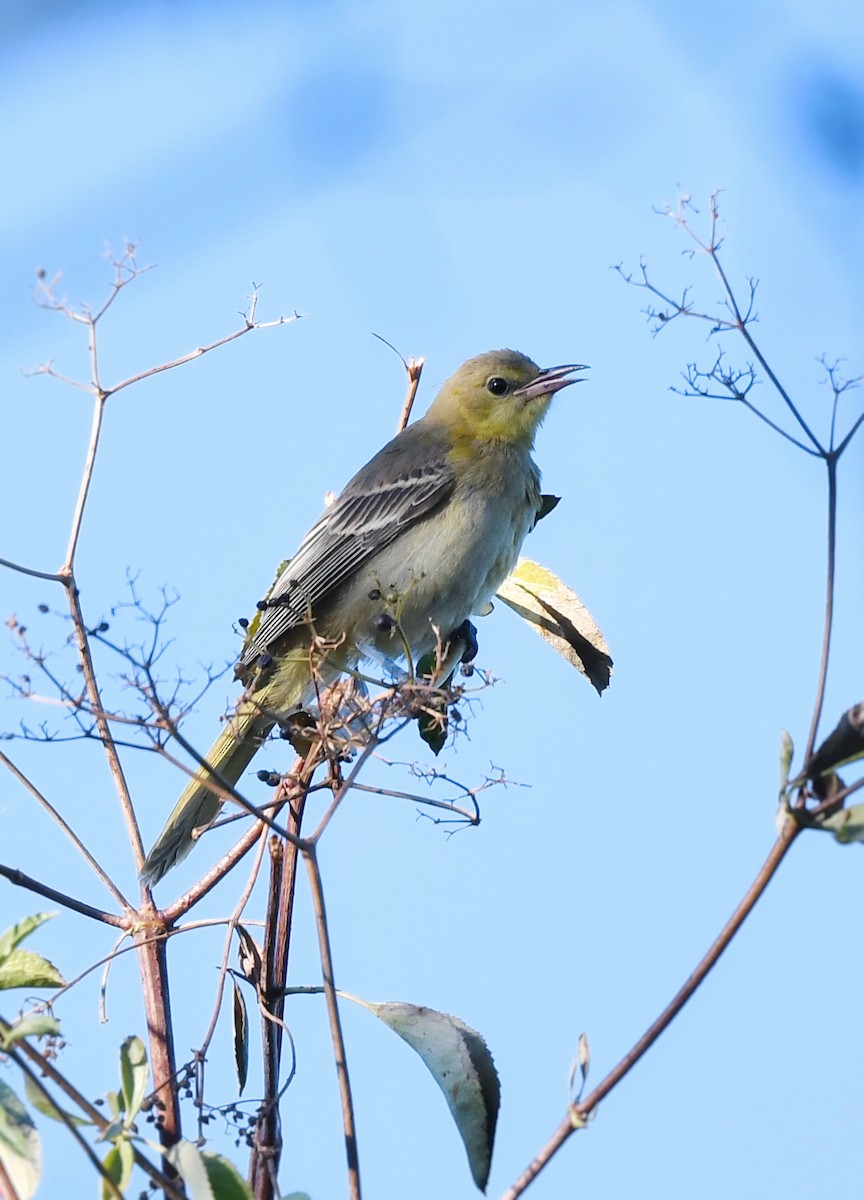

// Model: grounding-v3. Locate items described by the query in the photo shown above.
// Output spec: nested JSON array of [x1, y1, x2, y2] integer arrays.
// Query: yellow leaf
[[496, 558, 612, 694]]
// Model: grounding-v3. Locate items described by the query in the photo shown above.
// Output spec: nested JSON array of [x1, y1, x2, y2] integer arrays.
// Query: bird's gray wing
[[240, 425, 455, 666]]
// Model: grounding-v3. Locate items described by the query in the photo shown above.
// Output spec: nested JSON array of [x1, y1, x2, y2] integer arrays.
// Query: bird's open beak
[[517, 363, 589, 401]]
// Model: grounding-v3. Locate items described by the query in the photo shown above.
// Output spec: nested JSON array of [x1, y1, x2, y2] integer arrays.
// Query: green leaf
[[0, 914, 56, 963], [231, 977, 249, 1096], [166, 1141, 215, 1198], [167, 1142, 257, 1199], [819, 802, 864, 844], [101, 1138, 134, 1200], [1, 1014, 61, 1049], [0, 915, 64, 992], [23, 1072, 89, 1127], [497, 557, 612, 694], [0, 948, 65, 991], [201, 1151, 256, 1199], [119, 1035, 148, 1126], [0, 1079, 41, 1200], [344, 995, 499, 1191]]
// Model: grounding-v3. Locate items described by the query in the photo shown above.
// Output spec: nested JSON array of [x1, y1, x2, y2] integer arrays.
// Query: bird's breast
[[326, 452, 541, 658]]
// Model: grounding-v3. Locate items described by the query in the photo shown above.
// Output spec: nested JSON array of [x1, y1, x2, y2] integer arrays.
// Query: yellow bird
[[141, 350, 585, 885]]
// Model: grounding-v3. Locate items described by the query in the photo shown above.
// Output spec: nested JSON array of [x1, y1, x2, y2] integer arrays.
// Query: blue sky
[[1, 2, 863, 1198]]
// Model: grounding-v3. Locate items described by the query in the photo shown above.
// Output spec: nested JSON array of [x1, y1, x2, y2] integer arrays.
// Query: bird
[[140, 349, 586, 886]]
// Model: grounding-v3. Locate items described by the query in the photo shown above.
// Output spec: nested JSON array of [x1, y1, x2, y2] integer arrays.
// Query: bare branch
[[673, 353, 821, 455], [0, 749, 131, 910], [105, 304, 303, 399], [620, 193, 828, 454], [303, 847, 361, 1200], [818, 356, 863, 453], [803, 457, 838, 769], [64, 585, 143, 864], [196, 830, 269, 1116], [0, 557, 64, 582], [0, 862, 125, 926], [370, 333, 426, 432], [502, 818, 801, 1199]]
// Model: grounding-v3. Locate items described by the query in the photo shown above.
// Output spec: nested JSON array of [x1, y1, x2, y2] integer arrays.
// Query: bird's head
[[427, 349, 587, 446]]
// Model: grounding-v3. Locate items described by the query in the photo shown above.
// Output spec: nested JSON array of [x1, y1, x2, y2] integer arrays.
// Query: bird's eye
[[486, 376, 510, 396]]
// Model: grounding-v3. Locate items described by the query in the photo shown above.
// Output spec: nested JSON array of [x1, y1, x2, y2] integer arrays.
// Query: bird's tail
[[140, 648, 355, 887], [140, 698, 277, 888]]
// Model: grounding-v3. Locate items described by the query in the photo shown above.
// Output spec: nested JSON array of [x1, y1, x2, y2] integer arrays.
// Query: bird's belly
[[327, 491, 533, 657]]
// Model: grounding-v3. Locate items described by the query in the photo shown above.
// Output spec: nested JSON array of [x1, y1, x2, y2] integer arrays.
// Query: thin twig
[[733, 397, 820, 455], [98, 930, 128, 1022], [346, 779, 479, 819], [396, 356, 425, 433], [26, 364, 94, 392], [147, 704, 305, 849], [303, 847, 361, 1200], [105, 310, 302, 399], [63, 584, 143, 868], [811, 774, 864, 816], [675, 384, 820, 455], [0, 557, 63, 581], [714, 262, 823, 454], [501, 817, 800, 1199], [803, 456, 838, 768], [0, 864, 124, 927], [0, 750, 130, 910], [62, 388, 106, 572], [670, 193, 824, 454], [370, 333, 425, 433], [308, 732, 383, 843], [40, 918, 264, 1008], [198, 829, 270, 1063], [159, 817, 278, 921], [836, 408, 864, 456]]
